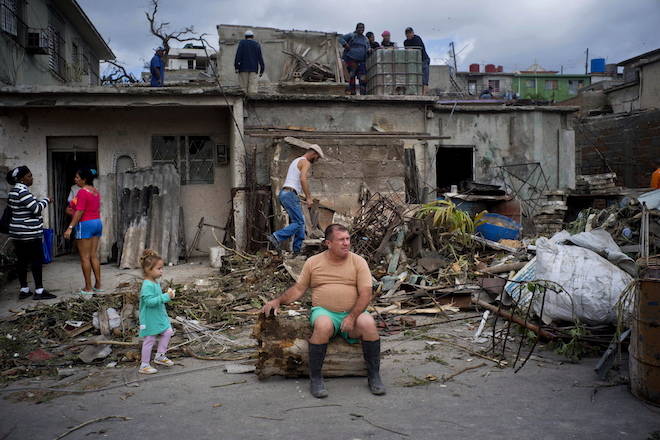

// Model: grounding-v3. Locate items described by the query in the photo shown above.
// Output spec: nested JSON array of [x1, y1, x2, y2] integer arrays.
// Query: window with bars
[[526, 79, 536, 88], [487, 79, 500, 93], [468, 80, 477, 95], [544, 79, 558, 90], [1, 0, 18, 36], [568, 79, 584, 95], [152, 135, 215, 184]]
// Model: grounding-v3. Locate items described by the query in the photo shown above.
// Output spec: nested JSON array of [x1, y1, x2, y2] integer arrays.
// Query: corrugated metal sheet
[[109, 164, 182, 268]]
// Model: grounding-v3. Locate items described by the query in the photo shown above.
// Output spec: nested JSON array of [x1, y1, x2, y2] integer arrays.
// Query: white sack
[[534, 236, 633, 325]]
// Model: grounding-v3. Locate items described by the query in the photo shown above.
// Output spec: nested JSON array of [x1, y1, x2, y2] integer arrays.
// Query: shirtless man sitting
[[262, 224, 386, 398]]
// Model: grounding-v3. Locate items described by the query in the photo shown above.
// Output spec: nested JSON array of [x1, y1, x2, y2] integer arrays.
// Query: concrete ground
[[1, 258, 659, 439], [0, 255, 217, 319], [0, 315, 659, 439]]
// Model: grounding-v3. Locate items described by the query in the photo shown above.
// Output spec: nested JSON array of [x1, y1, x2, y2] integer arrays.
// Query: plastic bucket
[[476, 213, 522, 241], [42, 228, 53, 264]]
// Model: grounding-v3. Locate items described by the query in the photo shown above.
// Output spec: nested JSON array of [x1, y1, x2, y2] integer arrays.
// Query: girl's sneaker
[[153, 355, 174, 367], [138, 365, 158, 374]]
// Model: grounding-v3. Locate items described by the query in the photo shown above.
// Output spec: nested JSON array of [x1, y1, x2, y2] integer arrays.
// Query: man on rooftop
[[234, 30, 265, 95], [403, 27, 430, 95], [338, 23, 369, 95]]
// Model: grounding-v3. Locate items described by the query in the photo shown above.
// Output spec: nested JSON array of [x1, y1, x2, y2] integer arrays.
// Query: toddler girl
[[138, 249, 175, 374]]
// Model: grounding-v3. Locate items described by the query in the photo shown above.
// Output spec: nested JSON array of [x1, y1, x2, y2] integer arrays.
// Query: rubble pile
[[533, 191, 568, 236], [575, 173, 620, 194]]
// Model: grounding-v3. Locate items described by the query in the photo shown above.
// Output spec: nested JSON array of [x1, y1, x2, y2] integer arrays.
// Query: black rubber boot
[[362, 340, 386, 395], [308, 342, 328, 398]]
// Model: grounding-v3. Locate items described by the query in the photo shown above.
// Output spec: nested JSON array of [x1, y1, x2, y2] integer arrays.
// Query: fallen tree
[[253, 313, 366, 379]]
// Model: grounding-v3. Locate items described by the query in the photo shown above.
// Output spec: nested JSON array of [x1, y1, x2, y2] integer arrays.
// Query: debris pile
[[533, 190, 568, 236], [575, 173, 620, 194], [282, 47, 337, 82]]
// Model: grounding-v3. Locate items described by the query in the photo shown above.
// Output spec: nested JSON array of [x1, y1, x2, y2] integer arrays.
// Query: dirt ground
[[0, 255, 217, 319]]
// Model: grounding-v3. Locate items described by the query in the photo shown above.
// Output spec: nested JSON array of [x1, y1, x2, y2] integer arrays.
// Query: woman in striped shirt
[[6, 166, 56, 300]]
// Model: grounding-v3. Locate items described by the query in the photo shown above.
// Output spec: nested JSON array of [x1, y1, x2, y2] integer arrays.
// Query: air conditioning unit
[[26, 31, 49, 55]]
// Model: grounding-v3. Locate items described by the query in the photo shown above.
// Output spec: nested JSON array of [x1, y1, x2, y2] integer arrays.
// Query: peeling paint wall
[[0, 107, 232, 259], [431, 109, 575, 192]]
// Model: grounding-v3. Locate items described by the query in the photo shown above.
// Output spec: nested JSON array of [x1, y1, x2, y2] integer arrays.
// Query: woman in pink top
[[64, 167, 103, 295]]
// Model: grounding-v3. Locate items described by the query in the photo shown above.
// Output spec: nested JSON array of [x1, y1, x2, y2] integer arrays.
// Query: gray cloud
[[78, 0, 659, 77]]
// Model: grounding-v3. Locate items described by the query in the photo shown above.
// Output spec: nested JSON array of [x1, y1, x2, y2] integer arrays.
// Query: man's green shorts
[[310, 306, 365, 344]]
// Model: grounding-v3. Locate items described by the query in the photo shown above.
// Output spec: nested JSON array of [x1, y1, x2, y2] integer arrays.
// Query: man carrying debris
[[263, 224, 386, 398], [150, 47, 165, 87], [267, 144, 323, 254], [339, 23, 369, 95], [234, 30, 265, 94]]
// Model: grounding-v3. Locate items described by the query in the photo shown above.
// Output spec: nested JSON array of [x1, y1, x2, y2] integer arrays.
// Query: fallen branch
[[472, 298, 556, 341], [210, 380, 247, 388], [54, 415, 132, 440], [442, 362, 487, 383], [351, 414, 409, 437], [65, 340, 140, 349]]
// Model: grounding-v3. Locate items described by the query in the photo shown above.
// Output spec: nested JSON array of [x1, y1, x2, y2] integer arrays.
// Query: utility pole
[[585, 48, 589, 74], [450, 41, 457, 72]]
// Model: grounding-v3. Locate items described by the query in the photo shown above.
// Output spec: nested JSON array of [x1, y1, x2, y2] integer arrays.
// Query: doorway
[[436, 146, 474, 194], [47, 137, 98, 255]]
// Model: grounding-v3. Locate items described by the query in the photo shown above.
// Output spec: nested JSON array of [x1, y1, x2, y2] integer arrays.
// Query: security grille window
[[1, 0, 17, 36], [526, 79, 535, 88], [187, 59, 194, 69], [72, 42, 79, 65], [152, 135, 215, 184], [468, 80, 477, 95], [487, 79, 500, 93], [545, 79, 558, 90], [195, 58, 207, 71]]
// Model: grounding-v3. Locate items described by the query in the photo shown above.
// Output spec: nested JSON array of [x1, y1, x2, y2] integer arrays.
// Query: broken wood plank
[[481, 261, 527, 274], [472, 298, 556, 341], [470, 235, 520, 253], [253, 314, 366, 379]]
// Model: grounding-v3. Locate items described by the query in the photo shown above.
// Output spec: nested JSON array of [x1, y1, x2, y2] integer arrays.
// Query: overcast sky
[[78, 0, 659, 78]]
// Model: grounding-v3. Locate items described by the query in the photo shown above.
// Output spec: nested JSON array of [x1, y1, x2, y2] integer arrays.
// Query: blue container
[[476, 213, 522, 241], [591, 58, 606, 73], [42, 228, 53, 264]]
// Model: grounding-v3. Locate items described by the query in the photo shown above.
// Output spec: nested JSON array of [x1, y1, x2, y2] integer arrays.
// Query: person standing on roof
[[338, 23, 369, 95], [267, 145, 324, 255], [150, 47, 165, 87], [234, 30, 265, 95], [403, 27, 430, 95], [366, 32, 380, 50], [380, 31, 396, 48]]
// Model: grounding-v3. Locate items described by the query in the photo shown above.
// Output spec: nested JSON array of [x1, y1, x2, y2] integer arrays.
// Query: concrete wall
[[576, 109, 660, 187], [0, 107, 231, 255], [428, 65, 453, 94], [0, 0, 101, 86], [246, 98, 431, 189], [607, 83, 640, 114], [640, 60, 660, 110], [456, 73, 515, 96], [431, 107, 576, 193], [217, 24, 342, 87]]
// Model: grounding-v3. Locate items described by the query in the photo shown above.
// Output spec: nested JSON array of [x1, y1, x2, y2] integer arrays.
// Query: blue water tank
[[591, 58, 606, 73]]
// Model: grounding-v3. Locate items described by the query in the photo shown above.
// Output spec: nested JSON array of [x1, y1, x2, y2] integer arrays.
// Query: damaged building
[[1, 22, 578, 268]]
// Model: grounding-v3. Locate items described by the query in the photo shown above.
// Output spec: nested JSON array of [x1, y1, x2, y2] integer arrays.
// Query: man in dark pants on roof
[[234, 30, 265, 94], [150, 47, 165, 87], [403, 27, 430, 95], [263, 224, 386, 399], [339, 23, 369, 95]]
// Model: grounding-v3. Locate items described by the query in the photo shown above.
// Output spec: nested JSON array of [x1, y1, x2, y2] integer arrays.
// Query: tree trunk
[[253, 314, 367, 379]]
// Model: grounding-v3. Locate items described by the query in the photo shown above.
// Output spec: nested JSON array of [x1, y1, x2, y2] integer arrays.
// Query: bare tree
[[145, 0, 200, 55], [100, 60, 139, 85]]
